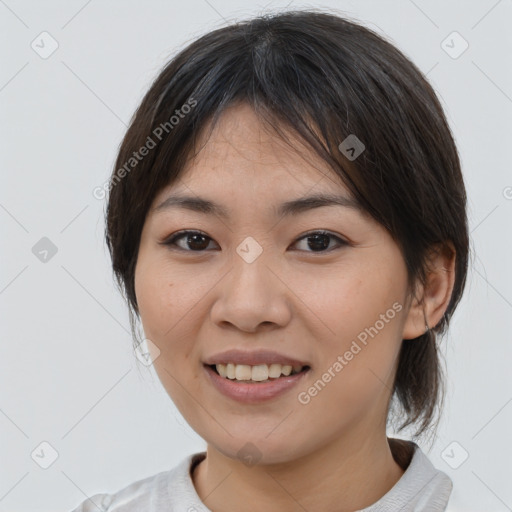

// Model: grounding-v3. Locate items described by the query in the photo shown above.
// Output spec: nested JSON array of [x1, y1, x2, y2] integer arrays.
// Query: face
[[134, 103, 415, 465]]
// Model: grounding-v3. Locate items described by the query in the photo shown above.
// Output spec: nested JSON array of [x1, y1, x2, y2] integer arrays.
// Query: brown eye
[[162, 230, 217, 251], [292, 231, 347, 253], [161, 229, 347, 254]]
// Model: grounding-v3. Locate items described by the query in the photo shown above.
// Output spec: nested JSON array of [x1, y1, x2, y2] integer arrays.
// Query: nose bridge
[[211, 234, 291, 330], [230, 234, 277, 299]]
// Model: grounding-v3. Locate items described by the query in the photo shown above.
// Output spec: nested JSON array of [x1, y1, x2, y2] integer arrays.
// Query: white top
[[69, 441, 453, 511]]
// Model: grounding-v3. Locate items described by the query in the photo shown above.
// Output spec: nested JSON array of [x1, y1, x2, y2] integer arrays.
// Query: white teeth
[[235, 364, 252, 380], [281, 365, 292, 376], [213, 362, 305, 381], [251, 364, 268, 381], [268, 363, 282, 378], [226, 363, 235, 379]]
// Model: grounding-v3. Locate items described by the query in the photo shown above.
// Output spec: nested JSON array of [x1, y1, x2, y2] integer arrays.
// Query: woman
[[72, 9, 469, 511]]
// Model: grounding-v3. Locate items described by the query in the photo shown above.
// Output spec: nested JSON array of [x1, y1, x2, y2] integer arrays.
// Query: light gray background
[[1, 1, 511, 511]]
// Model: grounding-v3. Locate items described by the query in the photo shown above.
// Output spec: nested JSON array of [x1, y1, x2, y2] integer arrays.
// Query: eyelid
[[293, 229, 348, 250], [160, 229, 349, 253], [159, 229, 216, 249]]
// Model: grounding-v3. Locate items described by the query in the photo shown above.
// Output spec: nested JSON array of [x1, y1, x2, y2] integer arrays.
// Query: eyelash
[[160, 229, 348, 254]]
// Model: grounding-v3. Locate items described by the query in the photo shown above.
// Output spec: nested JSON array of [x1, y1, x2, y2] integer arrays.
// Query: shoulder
[[67, 452, 207, 512]]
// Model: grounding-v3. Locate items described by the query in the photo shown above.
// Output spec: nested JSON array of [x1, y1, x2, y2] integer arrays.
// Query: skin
[[134, 102, 456, 512]]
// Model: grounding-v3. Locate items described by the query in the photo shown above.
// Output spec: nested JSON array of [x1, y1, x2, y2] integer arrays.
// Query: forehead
[[176, 102, 346, 193], [148, 103, 374, 229]]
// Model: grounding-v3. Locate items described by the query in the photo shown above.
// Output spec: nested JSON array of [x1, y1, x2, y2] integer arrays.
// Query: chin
[[207, 433, 308, 468]]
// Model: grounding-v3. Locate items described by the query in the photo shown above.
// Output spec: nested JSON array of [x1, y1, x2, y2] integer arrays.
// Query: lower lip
[[203, 364, 310, 404]]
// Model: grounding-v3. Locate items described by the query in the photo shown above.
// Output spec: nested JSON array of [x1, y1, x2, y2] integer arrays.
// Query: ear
[[402, 242, 456, 340]]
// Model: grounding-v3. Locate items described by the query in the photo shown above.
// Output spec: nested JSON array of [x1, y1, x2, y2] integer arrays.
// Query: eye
[[291, 230, 348, 253], [160, 230, 218, 252], [161, 229, 348, 254]]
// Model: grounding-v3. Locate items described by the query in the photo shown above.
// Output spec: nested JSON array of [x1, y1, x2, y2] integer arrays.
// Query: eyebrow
[[153, 193, 364, 219]]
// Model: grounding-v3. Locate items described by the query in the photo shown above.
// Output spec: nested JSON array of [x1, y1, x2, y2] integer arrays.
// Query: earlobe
[[401, 243, 456, 340]]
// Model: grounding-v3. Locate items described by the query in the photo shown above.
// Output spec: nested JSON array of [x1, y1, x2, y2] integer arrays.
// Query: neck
[[192, 432, 407, 512]]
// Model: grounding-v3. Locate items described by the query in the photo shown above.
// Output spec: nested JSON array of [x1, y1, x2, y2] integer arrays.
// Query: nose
[[209, 249, 292, 333]]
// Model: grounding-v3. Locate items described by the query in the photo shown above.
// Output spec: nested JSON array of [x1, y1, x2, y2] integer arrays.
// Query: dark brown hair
[[104, 9, 470, 440]]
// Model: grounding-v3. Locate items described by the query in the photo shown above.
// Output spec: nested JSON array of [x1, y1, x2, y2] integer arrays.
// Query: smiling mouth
[[206, 363, 311, 383]]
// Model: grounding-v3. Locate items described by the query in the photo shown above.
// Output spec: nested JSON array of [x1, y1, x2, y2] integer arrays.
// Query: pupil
[[189, 234, 208, 250], [308, 234, 329, 251]]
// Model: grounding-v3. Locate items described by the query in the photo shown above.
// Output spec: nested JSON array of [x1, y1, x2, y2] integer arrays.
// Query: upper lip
[[203, 349, 310, 367]]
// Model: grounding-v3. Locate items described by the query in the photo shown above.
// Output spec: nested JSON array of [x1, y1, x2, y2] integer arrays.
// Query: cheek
[[135, 256, 196, 340], [302, 261, 404, 341], [134, 253, 214, 387], [303, 261, 406, 396], [134, 260, 169, 338], [135, 257, 204, 405]]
